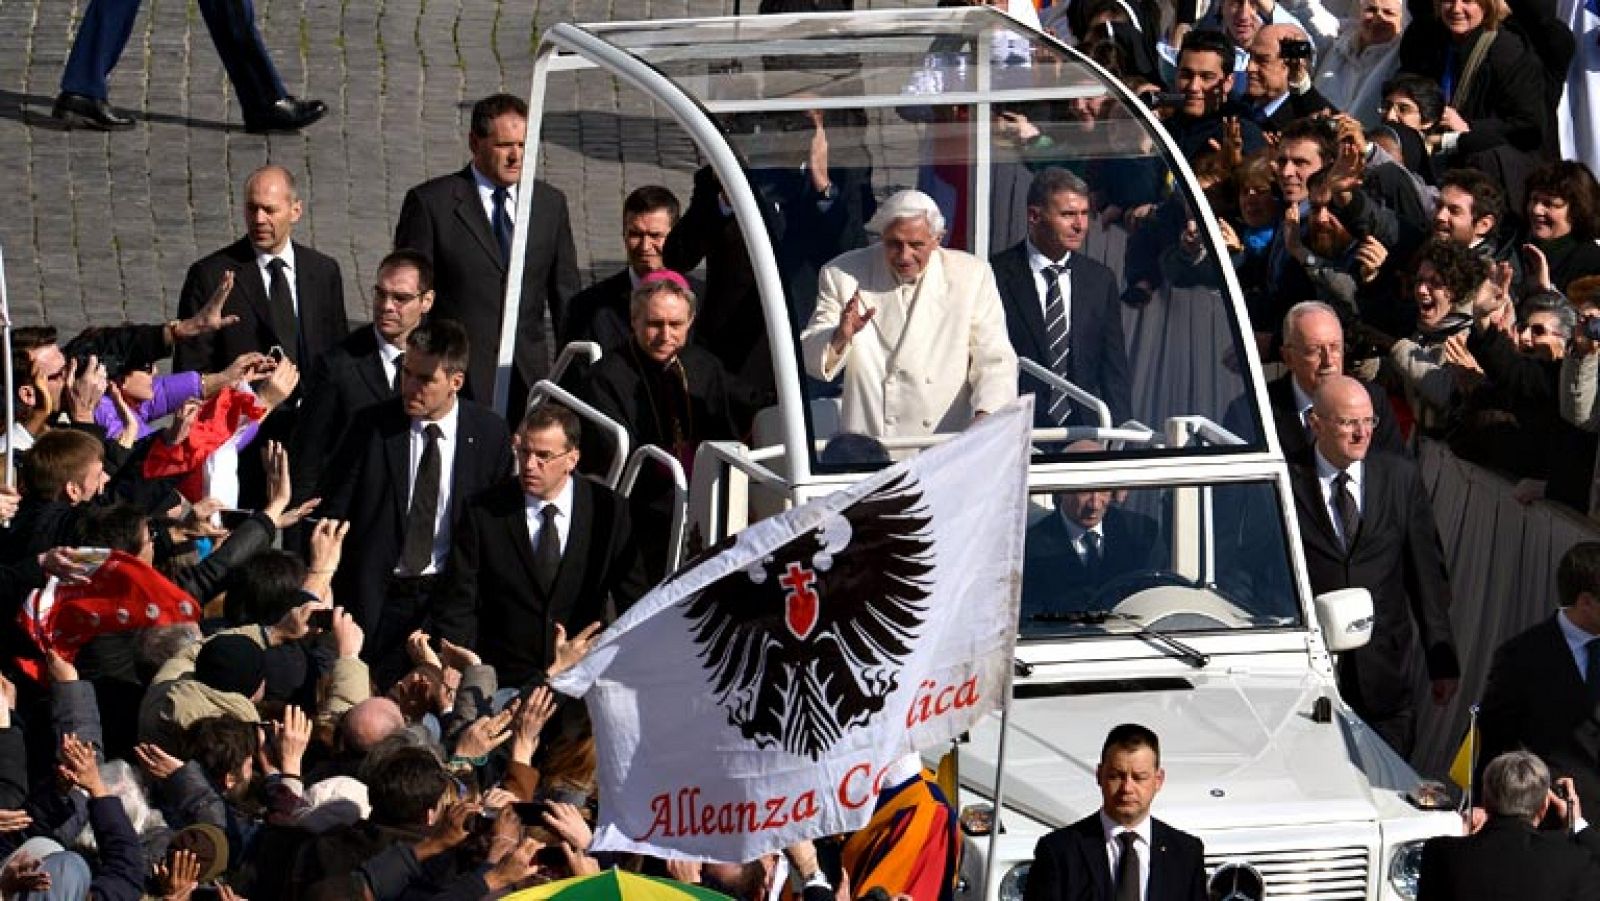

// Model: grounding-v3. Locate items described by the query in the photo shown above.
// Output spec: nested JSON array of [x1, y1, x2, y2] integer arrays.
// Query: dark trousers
[[61, 0, 286, 113], [366, 574, 439, 691]]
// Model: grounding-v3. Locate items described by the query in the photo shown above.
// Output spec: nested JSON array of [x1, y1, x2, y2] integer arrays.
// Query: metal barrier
[[1018, 357, 1112, 429], [619, 445, 689, 572]]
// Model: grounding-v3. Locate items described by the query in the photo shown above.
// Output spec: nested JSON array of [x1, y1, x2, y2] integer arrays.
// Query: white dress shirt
[[1026, 240, 1073, 328], [525, 475, 575, 559], [472, 165, 517, 228], [1059, 511, 1104, 563], [399, 399, 461, 576], [375, 327, 404, 389], [1099, 812, 1153, 901], [254, 241, 299, 316], [1558, 608, 1600, 682], [1314, 448, 1365, 547]]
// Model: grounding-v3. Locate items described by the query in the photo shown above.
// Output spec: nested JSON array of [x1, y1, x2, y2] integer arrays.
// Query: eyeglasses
[[516, 446, 574, 465], [1325, 415, 1380, 432], [372, 287, 424, 304]]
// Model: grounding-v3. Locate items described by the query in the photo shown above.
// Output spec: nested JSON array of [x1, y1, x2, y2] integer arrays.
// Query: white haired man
[[800, 189, 1018, 442]]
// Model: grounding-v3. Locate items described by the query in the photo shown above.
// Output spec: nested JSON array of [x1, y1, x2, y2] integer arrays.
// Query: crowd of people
[[6, 0, 1600, 897]]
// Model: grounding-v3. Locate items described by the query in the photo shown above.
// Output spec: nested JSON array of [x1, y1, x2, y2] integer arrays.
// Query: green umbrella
[[504, 869, 736, 901]]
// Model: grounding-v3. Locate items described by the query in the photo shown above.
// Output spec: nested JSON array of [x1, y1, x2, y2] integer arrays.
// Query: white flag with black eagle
[[549, 398, 1032, 863]]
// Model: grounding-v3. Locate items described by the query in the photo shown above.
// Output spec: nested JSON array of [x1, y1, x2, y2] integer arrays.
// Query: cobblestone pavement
[[0, 0, 782, 333]]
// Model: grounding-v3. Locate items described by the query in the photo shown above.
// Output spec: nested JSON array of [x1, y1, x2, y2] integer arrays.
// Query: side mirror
[[1315, 588, 1373, 652]]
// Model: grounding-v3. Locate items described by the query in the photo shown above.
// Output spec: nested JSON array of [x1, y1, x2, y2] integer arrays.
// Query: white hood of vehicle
[[958, 664, 1406, 833]]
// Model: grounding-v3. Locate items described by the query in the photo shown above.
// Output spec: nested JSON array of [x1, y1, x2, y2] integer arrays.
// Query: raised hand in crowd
[[1522, 243, 1554, 293], [304, 518, 351, 600], [0, 483, 18, 522], [330, 606, 364, 659], [543, 800, 595, 859], [454, 706, 516, 760], [1354, 237, 1387, 285], [0, 853, 50, 893], [484, 836, 547, 893], [413, 800, 481, 863], [202, 351, 274, 397], [0, 673, 14, 731], [164, 397, 202, 447], [133, 741, 185, 781], [45, 648, 79, 684], [0, 808, 32, 834], [806, 109, 832, 195], [58, 732, 106, 797], [38, 547, 92, 584], [268, 597, 330, 647], [439, 637, 481, 673], [666, 858, 703, 885], [255, 356, 300, 411], [407, 629, 443, 671], [63, 354, 108, 424], [174, 269, 242, 342], [1216, 218, 1243, 256], [549, 621, 603, 679], [276, 704, 312, 779], [1441, 333, 1485, 392], [262, 440, 319, 527], [108, 383, 139, 449], [153, 847, 201, 901], [511, 685, 558, 766]]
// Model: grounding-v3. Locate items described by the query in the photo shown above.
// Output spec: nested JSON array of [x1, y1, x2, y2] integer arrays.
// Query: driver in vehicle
[[1021, 441, 1164, 622]]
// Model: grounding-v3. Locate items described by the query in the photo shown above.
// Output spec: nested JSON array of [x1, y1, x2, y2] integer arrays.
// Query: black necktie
[[1082, 529, 1103, 575], [1333, 471, 1361, 550], [1041, 262, 1072, 424], [1114, 832, 1140, 901], [266, 258, 300, 364], [401, 424, 442, 575], [491, 187, 512, 263], [534, 504, 561, 594], [391, 352, 405, 395], [1586, 638, 1600, 707]]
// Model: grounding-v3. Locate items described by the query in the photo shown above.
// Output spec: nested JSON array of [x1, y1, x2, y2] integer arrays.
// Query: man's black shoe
[[244, 97, 328, 134], [52, 92, 135, 130]]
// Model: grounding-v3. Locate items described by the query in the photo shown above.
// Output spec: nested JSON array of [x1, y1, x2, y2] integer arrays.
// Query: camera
[[307, 609, 335, 631], [1583, 317, 1600, 342], [1279, 38, 1313, 61], [1139, 92, 1186, 111]]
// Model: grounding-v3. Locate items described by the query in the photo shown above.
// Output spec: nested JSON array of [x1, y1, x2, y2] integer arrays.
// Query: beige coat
[[801, 245, 1017, 441]]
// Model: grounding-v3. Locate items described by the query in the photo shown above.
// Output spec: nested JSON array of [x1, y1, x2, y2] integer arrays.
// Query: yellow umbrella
[[504, 869, 736, 901]]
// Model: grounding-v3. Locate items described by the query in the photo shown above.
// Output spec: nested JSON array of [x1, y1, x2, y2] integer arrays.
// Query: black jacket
[[991, 242, 1133, 427], [1290, 451, 1460, 717], [1419, 816, 1600, 901], [433, 475, 649, 687], [292, 325, 398, 501], [173, 238, 348, 373], [1024, 814, 1207, 901], [394, 168, 580, 407]]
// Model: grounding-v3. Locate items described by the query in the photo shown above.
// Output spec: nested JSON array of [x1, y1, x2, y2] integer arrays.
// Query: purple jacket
[[94, 372, 203, 441]]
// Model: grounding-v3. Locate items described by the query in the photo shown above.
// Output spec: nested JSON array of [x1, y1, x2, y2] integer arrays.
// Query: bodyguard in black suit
[[292, 250, 435, 501], [566, 185, 681, 355], [173, 166, 348, 376], [1025, 724, 1206, 901], [992, 168, 1131, 428], [433, 403, 649, 688], [320, 321, 513, 687], [1290, 376, 1459, 757], [394, 94, 581, 417], [1477, 542, 1600, 819], [1223, 303, 1406, 456], [1418, 750, 1600, 901]]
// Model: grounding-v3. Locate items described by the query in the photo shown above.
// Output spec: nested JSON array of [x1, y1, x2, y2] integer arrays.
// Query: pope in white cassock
[[801, 189, 1018, 442]]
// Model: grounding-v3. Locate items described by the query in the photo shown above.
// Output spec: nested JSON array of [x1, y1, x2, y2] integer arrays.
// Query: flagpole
[[1, 241, 14, 485], [982, 662, 1021, 900]]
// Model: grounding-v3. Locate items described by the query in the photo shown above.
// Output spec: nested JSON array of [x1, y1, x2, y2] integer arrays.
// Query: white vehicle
[[507, 7, 1460, 899]]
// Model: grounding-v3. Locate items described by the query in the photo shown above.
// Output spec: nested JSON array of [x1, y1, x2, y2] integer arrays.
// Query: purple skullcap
[[640, 269, 691, 292]]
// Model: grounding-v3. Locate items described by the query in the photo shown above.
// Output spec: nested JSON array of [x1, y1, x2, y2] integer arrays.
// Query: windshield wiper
[[1030, 610, 1210, 669]]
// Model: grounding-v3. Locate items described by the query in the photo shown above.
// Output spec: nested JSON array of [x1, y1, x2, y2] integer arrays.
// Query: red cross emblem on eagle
[[676, 474, 934, 760]]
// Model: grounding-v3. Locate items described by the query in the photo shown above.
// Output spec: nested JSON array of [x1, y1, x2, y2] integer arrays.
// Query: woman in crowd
[[1522, 161, 1600, 294], [1387, 238, 1491, 435]]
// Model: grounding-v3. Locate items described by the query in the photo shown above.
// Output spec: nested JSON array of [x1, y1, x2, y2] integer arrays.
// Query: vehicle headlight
[[998, 863, 1031, 901], [1388, 840, 1427, 899]]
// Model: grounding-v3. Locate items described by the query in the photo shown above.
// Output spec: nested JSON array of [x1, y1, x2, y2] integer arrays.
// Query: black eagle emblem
[[680, 474, 934, 760]]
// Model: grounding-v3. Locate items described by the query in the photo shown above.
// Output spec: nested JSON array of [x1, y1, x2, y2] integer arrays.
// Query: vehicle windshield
[[545, 8, 1267, 478], [1020, 480, 1300, 638]]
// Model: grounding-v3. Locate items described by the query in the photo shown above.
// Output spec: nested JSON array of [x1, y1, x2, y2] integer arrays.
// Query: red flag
[[142, 387, 266, 500], [16, 550, 201, 681]]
